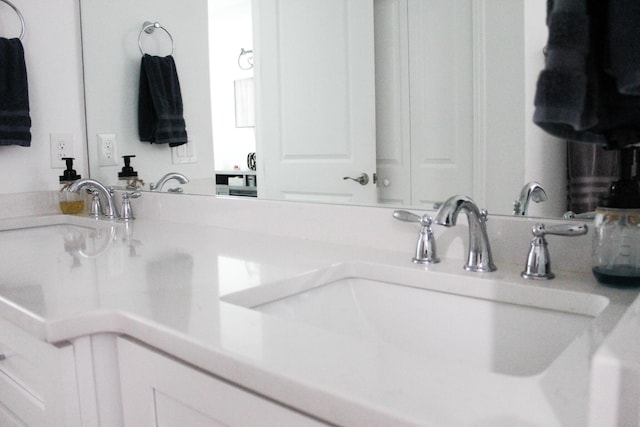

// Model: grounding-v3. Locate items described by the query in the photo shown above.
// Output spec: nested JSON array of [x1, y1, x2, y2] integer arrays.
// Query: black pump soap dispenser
[[592, 146, 640, 286], [118, 155, 144, 189], [59, 157, 84, 214]]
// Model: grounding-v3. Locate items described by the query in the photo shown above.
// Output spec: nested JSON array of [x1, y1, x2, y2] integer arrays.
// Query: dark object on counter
[[138, 54, 187, 147], [0, 38, 31, 146]]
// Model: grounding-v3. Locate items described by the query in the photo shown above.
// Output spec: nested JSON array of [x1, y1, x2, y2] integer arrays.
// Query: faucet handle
[[90, 190, 102, 218], [521, 223, 588, 280], [393, 210, 440, 264], [120, 191, 141, 221], [393, 210, 430, 227]]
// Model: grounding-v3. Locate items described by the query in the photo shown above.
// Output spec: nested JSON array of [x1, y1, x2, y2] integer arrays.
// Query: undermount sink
[[221, 262, 609, 376], [0, 215, 119, 259], [0, 214, 113, 233]]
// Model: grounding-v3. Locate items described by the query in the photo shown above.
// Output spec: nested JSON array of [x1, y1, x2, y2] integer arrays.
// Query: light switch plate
[[171, 138, 197, 164]]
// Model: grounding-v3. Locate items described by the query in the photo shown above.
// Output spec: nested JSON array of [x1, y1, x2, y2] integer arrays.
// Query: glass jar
[[592, 207, 640, 286], [59, 181, 85, 214]]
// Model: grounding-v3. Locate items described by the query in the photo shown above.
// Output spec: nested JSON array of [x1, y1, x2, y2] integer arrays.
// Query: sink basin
[[222, 262, 609, 376], [0, 215, 118, 259], [0, 214, 112, 232]]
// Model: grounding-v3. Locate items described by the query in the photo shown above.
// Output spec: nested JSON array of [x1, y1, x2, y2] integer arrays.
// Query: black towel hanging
[[0, 0, 30, 147], [137, 22, 187, 147]]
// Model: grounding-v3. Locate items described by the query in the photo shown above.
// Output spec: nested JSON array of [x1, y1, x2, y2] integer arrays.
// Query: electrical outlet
[[98, 133, 118, 166], [50, 133, 74, 168]]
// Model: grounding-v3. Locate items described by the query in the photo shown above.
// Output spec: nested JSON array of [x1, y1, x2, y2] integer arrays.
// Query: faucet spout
[[513, 181, 547, 216], [434, 195, 496, 272], [67, 178, 118, 219], [150, 172, 189, 192]]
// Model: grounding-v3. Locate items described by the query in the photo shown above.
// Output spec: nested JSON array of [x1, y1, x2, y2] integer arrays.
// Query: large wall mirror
[[81, 0, 572, 218]]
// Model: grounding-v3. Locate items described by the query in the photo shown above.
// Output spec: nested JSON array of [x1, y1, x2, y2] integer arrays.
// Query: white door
[[373, 0, 411, 206], [407, 0, 474, 208], [253, 0, 378, 204]]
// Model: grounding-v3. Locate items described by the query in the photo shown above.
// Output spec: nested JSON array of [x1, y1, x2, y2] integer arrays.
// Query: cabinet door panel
[[155, 391, 226, 427], [118, 337, 329, 427]]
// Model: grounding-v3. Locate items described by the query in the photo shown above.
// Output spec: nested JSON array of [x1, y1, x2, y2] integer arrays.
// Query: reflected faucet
[[512, 181, 547, 216], [67, 178, 118, 219], [434, 195, 496, 272], [150, 172, 189, 192]]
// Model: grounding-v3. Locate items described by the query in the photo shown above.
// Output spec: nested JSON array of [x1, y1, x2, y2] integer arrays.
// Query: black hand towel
[[138, 54, 188, 147], [534, 0, 640, 148], [0, 38, 31, 147], [608, 0, 640, 95]]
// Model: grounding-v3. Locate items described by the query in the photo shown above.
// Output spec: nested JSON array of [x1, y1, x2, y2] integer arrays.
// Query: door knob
[[343, 173, 369, 185]]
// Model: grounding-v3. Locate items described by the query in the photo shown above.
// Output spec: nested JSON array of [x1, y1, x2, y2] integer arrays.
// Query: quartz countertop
[[0, 207, 637, 427]]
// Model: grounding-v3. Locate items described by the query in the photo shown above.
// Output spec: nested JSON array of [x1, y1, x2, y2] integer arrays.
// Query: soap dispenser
[[592, 146, 640, 286], [118, 155, 144, 189], [58, 157, 85, 214]]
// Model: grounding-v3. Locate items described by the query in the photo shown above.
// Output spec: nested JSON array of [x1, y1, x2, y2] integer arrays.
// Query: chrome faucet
[[150, 172, 189, 192], [512, 181, 547, 216], [434, 195, 496, 272], [67, 178, 118, 219]]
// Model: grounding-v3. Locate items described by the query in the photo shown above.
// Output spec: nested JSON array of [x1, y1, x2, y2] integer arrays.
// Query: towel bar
[[138, 21, 174, 56], [0, 0, 25, 40]]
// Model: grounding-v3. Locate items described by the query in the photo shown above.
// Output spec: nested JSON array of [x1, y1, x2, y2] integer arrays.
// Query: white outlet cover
[[50, 133, 74, 169], [98, 133, 119, 166]]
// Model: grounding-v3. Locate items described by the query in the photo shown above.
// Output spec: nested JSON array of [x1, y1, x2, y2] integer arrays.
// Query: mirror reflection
[[81, 0, 571, 217]]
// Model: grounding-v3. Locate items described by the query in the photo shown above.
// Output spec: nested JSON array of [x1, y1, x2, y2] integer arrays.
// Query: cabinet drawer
[[118, 337, 330, 427], [0, 317, 55, 426], [0, 318, 51, 402], [0, 374, 39, 426], [0, 400, 28, 427]]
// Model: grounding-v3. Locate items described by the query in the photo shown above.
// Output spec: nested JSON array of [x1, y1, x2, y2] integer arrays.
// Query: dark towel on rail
[[608, 0, 640, 95], [138, 54, 187, 147], [534, 0, 640, 148], [0, 38, 31, 147]]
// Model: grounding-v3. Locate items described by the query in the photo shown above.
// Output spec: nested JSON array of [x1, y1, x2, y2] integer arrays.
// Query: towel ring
[[0, 0, 25, 40], [138, 21, 174, 56], [238, 48, 253, 70]]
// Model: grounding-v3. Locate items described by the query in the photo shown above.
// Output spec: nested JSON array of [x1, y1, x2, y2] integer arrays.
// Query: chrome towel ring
[[138, 21, 174, 56], [0, 0, 25, 40], [238, 48, 253, 70]]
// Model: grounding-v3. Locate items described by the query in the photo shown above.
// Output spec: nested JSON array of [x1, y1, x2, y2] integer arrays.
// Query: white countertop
[[0, 195, 638, 426]]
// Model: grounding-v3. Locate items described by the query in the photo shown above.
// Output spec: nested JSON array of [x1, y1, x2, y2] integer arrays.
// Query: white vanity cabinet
[[0, 317, 81, 427], [117, 337, 330, 427]]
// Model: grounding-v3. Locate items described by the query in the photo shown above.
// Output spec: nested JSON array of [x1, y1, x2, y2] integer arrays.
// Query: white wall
[[81, 0, 213, 191], [479, 0, 526, 214], [0, 0, 86, 194], [477, 0, 565, 218], [524, 0, 567, 218], [209, 0, 255, 172]]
